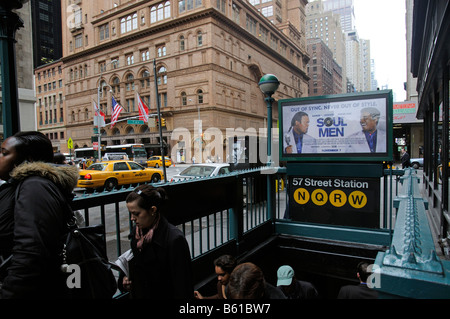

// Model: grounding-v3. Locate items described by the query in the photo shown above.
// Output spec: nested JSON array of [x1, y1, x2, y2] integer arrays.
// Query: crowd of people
[[0, 130, 378, 299]]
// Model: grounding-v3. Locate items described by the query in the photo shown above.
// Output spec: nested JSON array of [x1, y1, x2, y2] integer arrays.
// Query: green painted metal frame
[[374, 169, 450, 298]]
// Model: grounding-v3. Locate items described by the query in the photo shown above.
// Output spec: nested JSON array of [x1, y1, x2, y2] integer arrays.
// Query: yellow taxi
[[147, 156, 172, 168], [77, 160, 164, 191]]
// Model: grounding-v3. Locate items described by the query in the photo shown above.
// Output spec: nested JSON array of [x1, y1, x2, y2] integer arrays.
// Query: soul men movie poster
[[279, 91, 393, 161]]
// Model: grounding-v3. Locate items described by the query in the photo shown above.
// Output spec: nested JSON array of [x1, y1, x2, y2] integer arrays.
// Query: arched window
[[126, 74, 135, 91], [157, 46, 166, 57], [181, 91, 187, 105], [197, 31, 203, 46], [179, 35, 185, 51], [100, 80, 108, 98], [112, 77, 120, 94], [151, 2, 171, 23], [197, 89, 203, 104], [157, 66, 167, 85], [140, 70, 151, 88], [71, 111, 75, 122]]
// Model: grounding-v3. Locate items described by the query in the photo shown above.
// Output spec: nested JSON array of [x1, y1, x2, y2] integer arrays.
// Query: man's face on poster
[[293, 115, 310, 135], [360, 112, 378, 133]]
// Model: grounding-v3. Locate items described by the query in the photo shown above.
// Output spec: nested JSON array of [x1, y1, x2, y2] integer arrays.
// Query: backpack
[[60, 217, 118, 299]]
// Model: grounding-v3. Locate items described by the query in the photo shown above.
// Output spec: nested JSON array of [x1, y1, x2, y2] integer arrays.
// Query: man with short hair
[[337, 262, 378, 299]]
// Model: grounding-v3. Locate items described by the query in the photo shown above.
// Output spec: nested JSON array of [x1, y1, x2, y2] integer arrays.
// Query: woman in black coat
[[0, 131, 78, 299], [121, 185, 194, 299]]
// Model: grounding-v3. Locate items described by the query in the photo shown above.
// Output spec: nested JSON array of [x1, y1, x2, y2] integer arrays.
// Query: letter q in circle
[[311, 189, 328, 206]]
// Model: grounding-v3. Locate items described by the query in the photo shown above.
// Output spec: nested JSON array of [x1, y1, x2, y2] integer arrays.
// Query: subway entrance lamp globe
[[258, 74, 280, 96]]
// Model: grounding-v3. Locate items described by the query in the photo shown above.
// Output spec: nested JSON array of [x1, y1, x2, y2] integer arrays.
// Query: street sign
[[93, 142, 98, 150], [127, 120, 144, 125], [67, 138, 73, 150]]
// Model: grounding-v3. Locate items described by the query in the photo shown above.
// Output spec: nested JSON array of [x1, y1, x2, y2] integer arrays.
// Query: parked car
[[410, 157, 424, 169], [147, 156, 172, 168], [77, 160, 163, 191], [171, 163, 231, 182]]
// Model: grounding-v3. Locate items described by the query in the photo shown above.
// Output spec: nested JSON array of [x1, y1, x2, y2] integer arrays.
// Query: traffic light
[[155, 118, 159, 128], [161, 118, 166, 127]]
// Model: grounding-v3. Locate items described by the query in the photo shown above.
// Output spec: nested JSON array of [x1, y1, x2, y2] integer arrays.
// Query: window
[[181, 91, 187, 105], [197, 31, 203, 46], [140, 70, 151, 88], [179, 0, 201, 13], [157, 46, 166, 57], [126, 98, 135, 112], [158, 93, 168, 107], [216, 0, 226, 13], [151, 2, 171, 23], [126, 54, 134, 65], [126, 74, 135, 91], [99, 23, 109, 40], [112, 77, 121, 94], [261, 5, 273, 17], [246, 15, 257, 36], [232, 4, 240, 23], [75, 34, 83, 48], [179, 35, 185, 51], [197, 89, 203, 104], [157, 66, 167, 85], [120, 13, 138, 34], [141, 50, 150, 61]]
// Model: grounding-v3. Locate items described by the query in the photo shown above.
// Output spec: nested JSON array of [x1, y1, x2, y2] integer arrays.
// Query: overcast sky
[[353, 0, 407, 102]]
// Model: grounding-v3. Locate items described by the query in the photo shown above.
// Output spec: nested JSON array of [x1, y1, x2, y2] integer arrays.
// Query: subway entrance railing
[[71, 166, 450, 298]]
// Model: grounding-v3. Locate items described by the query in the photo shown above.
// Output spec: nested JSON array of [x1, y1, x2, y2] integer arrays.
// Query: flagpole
[[153, 58, 167, 183]]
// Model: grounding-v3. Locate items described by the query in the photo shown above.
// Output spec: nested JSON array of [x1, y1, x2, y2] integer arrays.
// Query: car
[[77, 160, 164, 191], [147, 156, 172, 168], [410, 157, 424, 169], [171, 163, 231, 182]]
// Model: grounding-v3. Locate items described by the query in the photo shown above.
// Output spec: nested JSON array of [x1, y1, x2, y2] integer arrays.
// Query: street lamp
[[258, 74, 279, 166], [258, 74, 279, 223], [96, 59, 118, 162]]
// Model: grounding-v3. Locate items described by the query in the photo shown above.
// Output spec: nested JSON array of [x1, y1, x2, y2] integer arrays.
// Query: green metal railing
[[374, 168, 450, 298]]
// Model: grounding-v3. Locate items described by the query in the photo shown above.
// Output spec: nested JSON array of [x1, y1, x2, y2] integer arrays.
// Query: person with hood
[[0, 131, 79, 299]]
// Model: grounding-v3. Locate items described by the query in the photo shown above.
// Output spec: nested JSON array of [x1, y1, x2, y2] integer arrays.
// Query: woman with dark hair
[[226, 262, 286, 299], [120, 184, 194, 299], [0, 131, 79, 298]]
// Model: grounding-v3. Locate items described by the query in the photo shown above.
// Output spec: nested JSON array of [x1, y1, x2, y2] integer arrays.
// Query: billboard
[[279, 90, 393, 162]]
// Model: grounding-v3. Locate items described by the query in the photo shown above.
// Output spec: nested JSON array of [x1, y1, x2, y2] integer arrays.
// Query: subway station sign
[[289, 176, 380, 228]]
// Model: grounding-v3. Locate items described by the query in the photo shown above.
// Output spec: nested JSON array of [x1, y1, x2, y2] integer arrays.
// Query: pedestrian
[[53, 152, 66, 164], [226, 262, 286, 299], [120, 185, 194, 299], [0, 131, 79, 298], [400, 147, 411, 169], [276, 265, 318, 299], [194, 254, 237, 299], [337, 261, 378, 299]]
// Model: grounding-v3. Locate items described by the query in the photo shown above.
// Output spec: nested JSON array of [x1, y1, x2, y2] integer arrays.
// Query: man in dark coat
[[401, 148, 411, 169], [337, 262, 378, 299]]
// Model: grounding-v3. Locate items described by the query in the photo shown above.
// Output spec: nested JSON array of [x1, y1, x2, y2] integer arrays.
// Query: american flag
[[111, 95, 123, 128], [136, 92, 149, 123]]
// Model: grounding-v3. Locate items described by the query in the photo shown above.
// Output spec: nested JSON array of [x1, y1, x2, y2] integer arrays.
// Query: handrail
[[374, 168, 450, 298]]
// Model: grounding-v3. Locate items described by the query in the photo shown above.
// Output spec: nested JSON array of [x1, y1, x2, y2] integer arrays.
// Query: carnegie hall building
[[61, 0, 309, 161]]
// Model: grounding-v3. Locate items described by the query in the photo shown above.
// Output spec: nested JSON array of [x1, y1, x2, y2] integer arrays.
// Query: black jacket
[[124, 215, 194, 299], [337, 283, 378, 299], [0, 162, 78, 299], [0, 182, 15, 262]]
